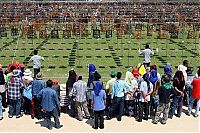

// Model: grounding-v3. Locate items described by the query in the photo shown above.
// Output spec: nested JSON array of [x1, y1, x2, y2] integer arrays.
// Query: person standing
[[0, 64, 7, 109], [91, 81, 106, 129], [137, 73, 153, 122], [168, 70, 185, 119], [71, 75, 90, 121], [186, 69, 200, 117], [29, 49, 44, 78], [152, 76, 176, 124], [31, 72, 45, 119], [7, 69, 23, 118], [105, 70, 116, 115], [107, 72, 131, 121], [66, 69, 77, 117], [38, 80, 62, 130], [138, 44, 155, 68]]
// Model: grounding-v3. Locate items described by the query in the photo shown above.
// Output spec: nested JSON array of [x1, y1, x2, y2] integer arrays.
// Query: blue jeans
[[169, 95, 182, 117], [0, 95, 2, 117], [45, 108, 60, 129], [109, 97, 124, 120], [188, 97, 200, 115], [185, 84, 192, 106], [9, 99, 21, 117]]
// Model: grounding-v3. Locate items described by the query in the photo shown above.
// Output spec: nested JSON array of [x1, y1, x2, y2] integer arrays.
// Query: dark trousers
[[23, 97, 31, 115], [69, 96, 76, 117], [31, 96, 42, 119], [8, 99, 21, 116], [169, 95, 183, 118], [33, 68, 40, 78], [138, 102, 149, 121], [109, 97, 124, 120], [0, 91, 7, 108], [45, 108, 60, 129], [94, 110, 104, 129], [105, 95, 111, 116]]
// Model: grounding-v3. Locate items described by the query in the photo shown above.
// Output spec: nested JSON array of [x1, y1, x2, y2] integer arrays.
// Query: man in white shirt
[[139, 44, 155, 68], [29, 50, 44, 78]]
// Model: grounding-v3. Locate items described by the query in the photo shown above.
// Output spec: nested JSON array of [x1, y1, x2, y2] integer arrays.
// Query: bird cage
[[134, 29, 141, 39], [72, 23, 80, 36], [93, 29, 100, 39], [51, 28, 59, 39], [39, 29, 47, 39], [158, 30, 167, 39], [63, 30, 71, 39], [147, 24, 153, 36], [187, 29, 196, 39]]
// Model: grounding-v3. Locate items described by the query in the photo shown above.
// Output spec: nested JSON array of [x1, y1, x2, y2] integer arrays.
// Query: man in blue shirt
[[107, 72, 131, 121], [38, 80, 62, 130]]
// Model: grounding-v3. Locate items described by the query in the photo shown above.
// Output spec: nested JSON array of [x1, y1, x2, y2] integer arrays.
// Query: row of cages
[[0, 22, 199, 39]]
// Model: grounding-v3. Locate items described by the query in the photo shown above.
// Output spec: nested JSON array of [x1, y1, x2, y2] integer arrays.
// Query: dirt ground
[[0, 107, 199, 132]]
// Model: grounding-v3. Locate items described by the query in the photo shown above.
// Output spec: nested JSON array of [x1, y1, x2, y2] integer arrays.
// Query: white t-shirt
[[140, 49, 154, 63], [29, 55, 44, 69], [125, 78, 138, 100], [139, 81, 153, 102]]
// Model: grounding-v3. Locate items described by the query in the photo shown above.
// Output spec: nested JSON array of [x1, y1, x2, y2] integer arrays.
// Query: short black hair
[[77, 75, 82, 80], [145, 44, 150, 49], [111, 74, 115, 78], [198, 69, 200, 77], [10, 66, 16, 72], [33, 49, 38, 55], [46, 80, 53, 87], [183, 60, 188, 66], [116, 72, 122, 79]]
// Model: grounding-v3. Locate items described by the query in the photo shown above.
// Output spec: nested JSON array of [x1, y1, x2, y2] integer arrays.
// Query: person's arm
[[103, 91, 106, 106], [54, 91, 60, 108], [105, 80, 110, 94], [40, 56, 44, 61], [150, 49, 154, 55], [29, 56, 33, 62], [139, 49, 144, 55], [111, 82, 115, 99], [90, 92, 94, 109]]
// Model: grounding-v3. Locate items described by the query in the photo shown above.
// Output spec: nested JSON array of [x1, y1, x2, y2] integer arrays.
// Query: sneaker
[[85, 116, 90, 119], [152, 120, 158, 124], [92, 126, 98, 129], [186, 112, 191, 116], [106, 116, 111, 120], [168, 115, 172, 119], [55, 125, 63, 129], [161, 121, 166, 125], [16, 115, 21, 118], [175, 114, 181, 118], [194, 114, 199, 118], [48, 126, 52, 130], [8, 115, 13, 118], [117, 117, 121, 121], [0, 117, 3, 120]]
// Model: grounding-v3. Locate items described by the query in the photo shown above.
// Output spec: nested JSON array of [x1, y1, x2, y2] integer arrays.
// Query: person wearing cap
[[161, 64, 173, 85], [152, 76, 176, 124], [31, 72, 45, 119], [7, 69, 23, 118], [29, 49, 44, 78], [70, 75, 90, 121], [186, 69, 200, 118], [37, 80, 62, 130], [138, 44, 155, 68], [107, 72, 131, 121], [105, 70, 116, 115]]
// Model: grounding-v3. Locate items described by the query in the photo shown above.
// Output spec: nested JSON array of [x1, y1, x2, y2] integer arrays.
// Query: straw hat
[[23, 69, 32, 76]]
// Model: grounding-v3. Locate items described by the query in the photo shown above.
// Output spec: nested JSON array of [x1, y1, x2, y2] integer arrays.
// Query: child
[[91, 81, 106, 129], [152, 76, 176, 124]]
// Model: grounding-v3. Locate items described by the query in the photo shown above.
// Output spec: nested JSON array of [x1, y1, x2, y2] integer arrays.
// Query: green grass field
[[0, 28, 199, 83]]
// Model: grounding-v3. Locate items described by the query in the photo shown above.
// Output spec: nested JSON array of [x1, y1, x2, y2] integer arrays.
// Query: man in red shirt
[[187, 69, 200, 117]]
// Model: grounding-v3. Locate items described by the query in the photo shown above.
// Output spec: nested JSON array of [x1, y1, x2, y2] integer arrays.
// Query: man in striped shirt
[[71, 75, 90, 121]]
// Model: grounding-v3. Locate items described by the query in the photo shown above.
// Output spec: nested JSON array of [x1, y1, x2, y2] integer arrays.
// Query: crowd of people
[[0, 55, 200, 130]]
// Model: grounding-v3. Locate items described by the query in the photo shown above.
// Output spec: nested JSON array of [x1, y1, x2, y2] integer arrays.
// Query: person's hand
[[156, 48, 159, 52], [144, 96, 149, 102], [58, 106, 61, 110], [181, 92, 184, 97]]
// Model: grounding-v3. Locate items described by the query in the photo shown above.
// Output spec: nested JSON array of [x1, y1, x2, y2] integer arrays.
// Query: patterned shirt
[[71, 80, 87, 103], [8, 76, 23, 100]]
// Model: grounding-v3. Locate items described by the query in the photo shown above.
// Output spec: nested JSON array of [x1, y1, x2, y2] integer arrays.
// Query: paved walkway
[[0, 107, 199, 132]]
